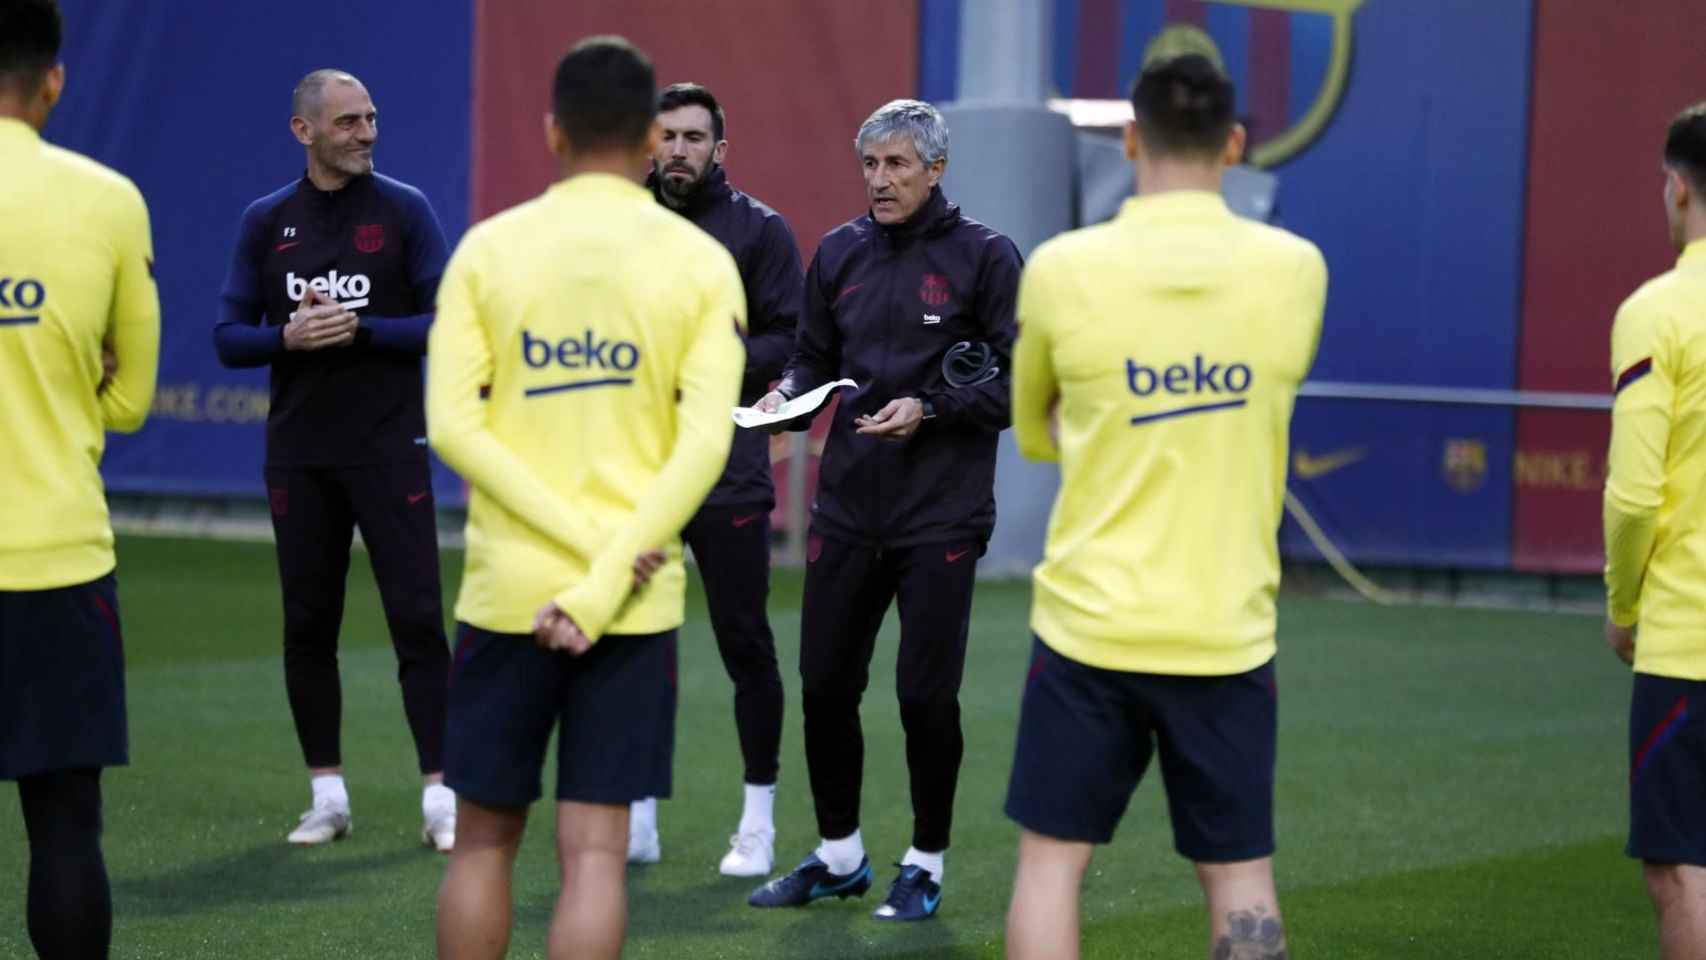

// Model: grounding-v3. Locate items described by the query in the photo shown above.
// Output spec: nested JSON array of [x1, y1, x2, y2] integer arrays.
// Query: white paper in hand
[[732, 379, 857, 429]]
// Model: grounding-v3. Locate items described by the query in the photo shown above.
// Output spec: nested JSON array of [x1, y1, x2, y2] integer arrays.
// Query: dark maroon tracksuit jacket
[[778, 185, 1022, 854]]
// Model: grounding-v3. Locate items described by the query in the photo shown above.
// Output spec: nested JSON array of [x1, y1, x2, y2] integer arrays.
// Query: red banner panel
[[1512, 0, 1706, 572], [473, 0, 919, 254], [1511, 410, 1608, 573]]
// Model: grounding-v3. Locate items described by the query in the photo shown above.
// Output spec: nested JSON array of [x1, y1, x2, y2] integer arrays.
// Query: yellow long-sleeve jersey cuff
[[1604, 497, 1655, 627]]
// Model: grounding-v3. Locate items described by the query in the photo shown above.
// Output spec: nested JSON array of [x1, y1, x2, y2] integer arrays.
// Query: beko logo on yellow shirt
[[520, 329, 641, 398], [0, 277, 45, 326], [1125, 355, 1253, 426]]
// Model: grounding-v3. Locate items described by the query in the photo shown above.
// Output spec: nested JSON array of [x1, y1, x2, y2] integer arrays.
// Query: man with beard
[[625, 81, 801, 878], [214, 68, 456, 852], [429, 37, 744, 958], [746, 99, 1021, 922]]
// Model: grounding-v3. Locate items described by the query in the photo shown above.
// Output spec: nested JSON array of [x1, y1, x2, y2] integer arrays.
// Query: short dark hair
[[1665, 102, 1706, 193], [657, 82, 725, 141], [551, 35, 656, 152], [1131, 53, 1236, 159], [292, 68, 361, 121], [0, 0, 61, 95]]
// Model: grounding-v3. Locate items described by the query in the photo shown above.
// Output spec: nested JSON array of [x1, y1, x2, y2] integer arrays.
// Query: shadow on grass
[[113, 840, 423, 916], [632, 865, 977, 959], [508, 864, 978, 959]]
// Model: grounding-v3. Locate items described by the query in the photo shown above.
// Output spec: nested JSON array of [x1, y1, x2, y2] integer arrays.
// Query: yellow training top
[[1012, 191, 1326, 675], [1605, 237, 1706, 680], [0, 118, 159, 590], [428, 173, 745, 642]]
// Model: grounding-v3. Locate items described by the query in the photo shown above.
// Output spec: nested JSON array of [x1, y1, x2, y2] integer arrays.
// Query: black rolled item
[[942, 340, 1000, 388]]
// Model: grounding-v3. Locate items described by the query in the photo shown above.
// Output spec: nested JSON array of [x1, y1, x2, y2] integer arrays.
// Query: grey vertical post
[[939, 0, 1074, 577], [956, 0, 1052, 104]]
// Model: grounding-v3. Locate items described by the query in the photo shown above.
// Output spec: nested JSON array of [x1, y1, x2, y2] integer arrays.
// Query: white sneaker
[[287, 799, 351, 845], [627, 826, 660, 864], [422, 807, 455, 853], [718, 828, 775, 877]]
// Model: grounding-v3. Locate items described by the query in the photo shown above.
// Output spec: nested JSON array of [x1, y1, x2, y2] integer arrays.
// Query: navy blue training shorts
[[445, 622, 676, 809], [0, 573, 128, 780], [1005, 636, 1277, 862], [1628, 671, 1706, 866]]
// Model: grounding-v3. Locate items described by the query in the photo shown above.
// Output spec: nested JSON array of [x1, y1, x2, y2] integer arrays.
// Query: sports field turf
[[0, 535, 1653, 958]]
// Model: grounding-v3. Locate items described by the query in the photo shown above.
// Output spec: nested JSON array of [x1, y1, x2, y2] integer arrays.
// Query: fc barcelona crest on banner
[[1209, 0, 1364, 168], [1121, 0, 1364, 169], [1442, 438, 1488, 494], [919, 274, 951, 307], [353, 223, 385, 254]]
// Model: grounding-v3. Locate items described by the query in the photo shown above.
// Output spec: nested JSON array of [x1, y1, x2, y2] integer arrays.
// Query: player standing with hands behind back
[[215, 68, 457, 852], [1002, 54, 1325, 960], [0, 0, 160, 955], [429, 36, 745, 960]]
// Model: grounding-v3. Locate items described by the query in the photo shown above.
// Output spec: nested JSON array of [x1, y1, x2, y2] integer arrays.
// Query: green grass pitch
[[0, 536, 1654, 957]]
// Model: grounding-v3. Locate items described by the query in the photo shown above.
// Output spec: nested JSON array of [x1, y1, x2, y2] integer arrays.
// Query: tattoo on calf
[[1211, 905, 1287, 960]]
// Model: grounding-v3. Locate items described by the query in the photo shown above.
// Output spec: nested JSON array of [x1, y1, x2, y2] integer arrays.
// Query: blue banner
[[51, 0, 472, 498], [1284, 399, 1515, 569]]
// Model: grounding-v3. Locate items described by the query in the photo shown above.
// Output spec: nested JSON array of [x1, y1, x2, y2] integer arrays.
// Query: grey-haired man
[[746, 99, 1022, 922]]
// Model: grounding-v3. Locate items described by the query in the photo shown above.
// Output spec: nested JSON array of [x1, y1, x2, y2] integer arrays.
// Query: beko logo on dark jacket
[[285, 270, 372, 308]]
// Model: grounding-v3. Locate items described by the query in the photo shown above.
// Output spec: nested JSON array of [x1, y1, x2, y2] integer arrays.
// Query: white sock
[[310, 774, 348, 811], [815, 829, 865, 876], [738, 783, 775, 835], [422, 783, 455, 817], [902, 847, 945, 884], [630, 797, 658, 835]]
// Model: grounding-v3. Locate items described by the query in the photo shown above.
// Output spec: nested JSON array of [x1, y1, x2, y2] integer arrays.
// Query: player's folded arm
[[554, 278, 744, 642], [1010, 256, 1061, 463], [425, 247, 605, 566], [100, 183, 160, 433]]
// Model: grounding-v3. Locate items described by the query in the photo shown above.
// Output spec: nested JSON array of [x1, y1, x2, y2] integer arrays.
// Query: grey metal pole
[[941, 1, 1074, 577], [956, 0, 1053, 104]]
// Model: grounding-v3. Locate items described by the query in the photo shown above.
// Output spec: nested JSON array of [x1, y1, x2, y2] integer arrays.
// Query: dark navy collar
[[873, 186, 957, 243]]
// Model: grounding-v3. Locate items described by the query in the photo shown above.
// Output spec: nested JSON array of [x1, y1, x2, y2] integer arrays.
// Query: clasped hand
[[283, 287, 358, 351], [531, 549, 669, 655]]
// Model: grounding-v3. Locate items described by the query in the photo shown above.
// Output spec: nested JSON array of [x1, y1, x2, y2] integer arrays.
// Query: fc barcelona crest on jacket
[[919, 273, 950, 307], [354, 223, 385, 254]]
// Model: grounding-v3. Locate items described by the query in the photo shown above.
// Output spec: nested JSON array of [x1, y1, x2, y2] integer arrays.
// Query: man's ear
[[545, 111, 567, 156], [1669, 167, 1694, 214], [1222, 123, 1248, 167], [40, 62, 64, 111]]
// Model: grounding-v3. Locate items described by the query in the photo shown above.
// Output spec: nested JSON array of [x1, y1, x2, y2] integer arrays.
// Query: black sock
[[19, 768, 111, 959]]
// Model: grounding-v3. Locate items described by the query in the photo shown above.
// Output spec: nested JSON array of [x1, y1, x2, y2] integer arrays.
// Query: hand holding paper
[[732, 379, 857, 429]]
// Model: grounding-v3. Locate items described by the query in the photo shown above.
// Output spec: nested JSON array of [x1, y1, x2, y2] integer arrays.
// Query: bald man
[[214, 69, 456, 851]]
